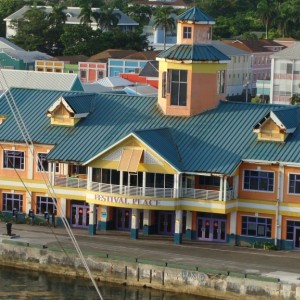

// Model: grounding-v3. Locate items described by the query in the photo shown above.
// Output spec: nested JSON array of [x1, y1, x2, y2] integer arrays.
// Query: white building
[[270, 42, 300, 104]]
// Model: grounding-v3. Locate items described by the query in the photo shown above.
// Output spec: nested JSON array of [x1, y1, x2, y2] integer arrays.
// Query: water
[[0, 266, 213, 300]]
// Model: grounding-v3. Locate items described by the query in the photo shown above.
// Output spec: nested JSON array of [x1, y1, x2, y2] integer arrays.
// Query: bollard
[[6, 222, 12, 236]]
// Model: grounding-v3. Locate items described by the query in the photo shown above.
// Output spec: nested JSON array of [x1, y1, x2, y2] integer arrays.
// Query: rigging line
[[0, 78, 104, 300], [0, 144, 80, 277]]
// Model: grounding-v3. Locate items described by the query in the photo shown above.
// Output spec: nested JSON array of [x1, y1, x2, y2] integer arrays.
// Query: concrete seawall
[[0, 240, 299, 300]]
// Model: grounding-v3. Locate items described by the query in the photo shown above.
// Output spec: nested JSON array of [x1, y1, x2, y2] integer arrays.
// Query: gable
[[87, 135, 176, 174]]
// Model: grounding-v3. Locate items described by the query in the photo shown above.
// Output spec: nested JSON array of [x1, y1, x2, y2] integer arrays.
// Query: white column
[[186, 211, 192, 230], [223, 176, 227, 201], [28, 145, 34, 179], [25, 191, 32, 214], [174, 174, 180, 198], [174, 210, 183, 244], [88, 203, 97, 235], [131, 208, 139, 239], [87, 166, 92, 190], [219, 177, 223, 201], [143, 209, 150, 226], [230, 211, 237, 235], [142, 172, 146, 196], [119, 171, 123, 194], [61, 163, 68, 176], [59, 198, 67, 218]]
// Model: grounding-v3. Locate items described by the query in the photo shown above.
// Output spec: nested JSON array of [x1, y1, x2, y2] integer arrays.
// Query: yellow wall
[[88, 136, 177, 174]]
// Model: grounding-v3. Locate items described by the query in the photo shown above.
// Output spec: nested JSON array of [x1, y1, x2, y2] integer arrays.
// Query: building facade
[[0, 7, 300, 251], [270, 43, 300, 105]]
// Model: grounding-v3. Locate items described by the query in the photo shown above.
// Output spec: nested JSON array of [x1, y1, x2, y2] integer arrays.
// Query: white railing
[[90, 182, 175, 198], [54, 176, 88, 189], [182, 188, 220, 200], [54, 176, 233, 200]]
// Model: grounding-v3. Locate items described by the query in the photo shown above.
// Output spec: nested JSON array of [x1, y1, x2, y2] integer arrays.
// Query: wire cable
[[0, 72, 104, 300]]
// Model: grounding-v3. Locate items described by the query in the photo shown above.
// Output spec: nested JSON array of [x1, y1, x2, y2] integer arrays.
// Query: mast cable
[[0, 72, 104, 300]]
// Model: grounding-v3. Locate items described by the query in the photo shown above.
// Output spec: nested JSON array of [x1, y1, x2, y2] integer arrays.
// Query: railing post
[[223, 176, 227, 201]]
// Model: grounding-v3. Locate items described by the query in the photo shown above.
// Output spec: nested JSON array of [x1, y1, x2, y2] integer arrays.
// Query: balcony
[[54, 176, 233, 200]]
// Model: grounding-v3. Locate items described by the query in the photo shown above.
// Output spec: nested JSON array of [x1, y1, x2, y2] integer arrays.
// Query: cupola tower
[[156, 7, 230, 117]]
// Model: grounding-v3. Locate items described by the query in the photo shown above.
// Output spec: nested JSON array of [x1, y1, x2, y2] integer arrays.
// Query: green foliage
[[290, 94, 300, 105]]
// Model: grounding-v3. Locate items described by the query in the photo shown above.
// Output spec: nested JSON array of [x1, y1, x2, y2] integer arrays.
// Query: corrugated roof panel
[[177, 6, 214, 23], [157, 45, 230, 61], [272, 107, 299, 130], [1, 89, 300, 175]]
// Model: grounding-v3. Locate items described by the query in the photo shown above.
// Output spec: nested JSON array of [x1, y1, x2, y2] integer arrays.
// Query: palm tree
[[153, 6, 176, 50], [47, 4, 67, 27], [79, 2, 93, 26], [93, 6, 121, 31], [257, 0, 276, 39]]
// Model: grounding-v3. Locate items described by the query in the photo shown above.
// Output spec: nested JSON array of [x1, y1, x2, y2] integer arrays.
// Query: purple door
[[71, 204, 89, 228], [294, 227, 300, 249], [116, 208, 131, 231], [197, 218, 226, 242], [158, 212, 174, 235]]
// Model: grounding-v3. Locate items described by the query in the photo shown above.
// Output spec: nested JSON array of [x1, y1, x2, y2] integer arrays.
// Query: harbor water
[[0, 266, 214, 300]]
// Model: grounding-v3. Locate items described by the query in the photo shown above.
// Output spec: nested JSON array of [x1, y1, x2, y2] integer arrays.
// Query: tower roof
[[177, 6, 215, 24], [156, 44, 230, 62]]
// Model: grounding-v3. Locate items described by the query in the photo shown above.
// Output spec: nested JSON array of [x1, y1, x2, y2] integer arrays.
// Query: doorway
[[197, 218, 226, 242], [71, 204, 89, 228]]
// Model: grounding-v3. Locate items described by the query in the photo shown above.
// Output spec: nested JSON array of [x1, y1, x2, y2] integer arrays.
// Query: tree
[[153, 6, 176, 50], [0, 0, 23, 37], [78, 2, 94, 26], [290, 94, 300, 105], [93, 6, 121, 31], [60, 24, 99, 55], [10, 6, 49, 52], [46, 3, 67, 55], [257, 0, 277, 39]]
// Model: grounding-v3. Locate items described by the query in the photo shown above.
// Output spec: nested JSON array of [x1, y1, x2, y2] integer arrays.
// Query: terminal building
[[0, 7, 300, 250]]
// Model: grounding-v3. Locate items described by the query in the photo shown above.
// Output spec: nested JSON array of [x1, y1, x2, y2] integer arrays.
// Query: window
[[36, 196, 56, 214], [217, 70, 225, 94], [3, 150, 24, 169], [287, 63, 293, 74], [288, 174, 300, 194], [183, 26, 192, 39], [98, 71, 104, 79], [146, 173, 174, 188], [286, 220, 300, 240], [2, 193, 23, 212], [242, 216, 272, 238], [92, 168, 120, 185], [162, 71, 166, 98], [243, 170, 274, 192], [200, 176, 220, 187], [37, 153, 48, 172], [80, 70, 87, 78], [169, 69, 187, 106], [51, 163, 59, 173]]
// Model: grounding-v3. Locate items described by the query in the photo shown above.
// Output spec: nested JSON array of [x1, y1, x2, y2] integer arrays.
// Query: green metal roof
[[64, 94, 95, 114], [133, 128, 183, 171], [1, 88, 300, 175], [157, 44, 230, 62], [177, 6, 215, 24], [272, 107, 299, 130]]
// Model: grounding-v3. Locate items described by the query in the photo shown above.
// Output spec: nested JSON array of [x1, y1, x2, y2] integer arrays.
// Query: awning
[[118, 148, 143, 172]]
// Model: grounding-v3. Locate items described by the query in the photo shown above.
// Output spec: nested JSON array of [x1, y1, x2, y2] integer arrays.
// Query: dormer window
[[183, 26, 192, 39], [47, 95, 92, 126], [253, 108, 299, 142]]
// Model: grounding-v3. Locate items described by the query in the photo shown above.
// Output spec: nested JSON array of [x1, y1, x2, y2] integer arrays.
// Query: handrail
[[54, 176, 233, 200]]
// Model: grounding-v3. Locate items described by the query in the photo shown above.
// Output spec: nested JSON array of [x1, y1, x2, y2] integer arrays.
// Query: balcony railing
[[182, 188, 219, 200], [54, 176, 88, 189], [54, 176, 233, 201]]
